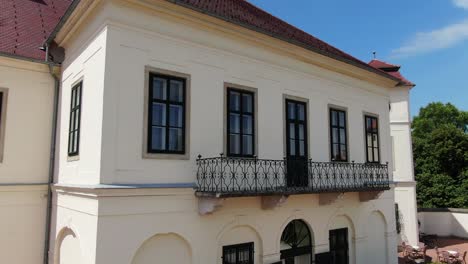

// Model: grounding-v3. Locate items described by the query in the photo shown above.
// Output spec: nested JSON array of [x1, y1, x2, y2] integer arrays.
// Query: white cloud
[[391, 19, 468, 58], [453, 0, 468, 9]]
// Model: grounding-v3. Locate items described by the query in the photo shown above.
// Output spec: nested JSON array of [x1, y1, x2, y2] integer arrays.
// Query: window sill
[[67, 155, 80, 162], [142, 152, 190, 160]]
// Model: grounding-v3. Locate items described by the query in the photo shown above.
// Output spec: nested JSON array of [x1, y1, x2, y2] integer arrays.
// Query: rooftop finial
[[372, 51, 377, 59]]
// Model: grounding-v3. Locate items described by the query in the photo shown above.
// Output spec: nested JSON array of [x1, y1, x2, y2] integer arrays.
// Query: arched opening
[[131, 233, 192, 264], [55, 228, 82, 264], [280, 220, 313, 264], [366, 211, 388, 264], [328, 215, 356, 264]]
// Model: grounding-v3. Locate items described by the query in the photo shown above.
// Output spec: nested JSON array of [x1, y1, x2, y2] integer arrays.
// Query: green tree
[[412, 102, 468, 208]]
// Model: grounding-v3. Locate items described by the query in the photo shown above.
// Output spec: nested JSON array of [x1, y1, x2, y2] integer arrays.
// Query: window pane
[[70, 111, 75, 131], [169, 80, 184, 102], [151, 126, 166, 150], [373, 148, 379, 162], [229, 91, 240, 111], [332, 128, 339, 144], [340, 144, 347, 160], [76, 86, 81, 105], [289, 124, 295, 139], [229, 113, 240, 133], [367, 147, 373, 162], [289, 139, 296, 155], [169, 104, 183, 127], [242, 94, 253, 113], [243, 135, 253, 155], [297, 104, 305, 121], [366, 117, 372, 131], [229, 134, 241, 154], [224, 249, 236, 264], [70, 88, 76, 108], [152, 103, 166, 126], [367, 134, 373, 147], [74, 109, 80, 130], [242, 115, 253, 134], [332, 144, 339, 160], [339, 111, 345, 127], [152, 78, 166, 100], [168, 128, 183, 151], [372, 134, 379, 148], [299, 140, 305, 156], [298, 124, 304, 140], [288, 102, 295, 119], [73, 131, 78, 152], [372, 118, 378, 132], [331, 110, 338, 126], [339, 128, 346, 144]]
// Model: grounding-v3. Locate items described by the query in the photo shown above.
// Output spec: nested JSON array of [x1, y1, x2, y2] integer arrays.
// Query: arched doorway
[[280, 220, 313, 264]]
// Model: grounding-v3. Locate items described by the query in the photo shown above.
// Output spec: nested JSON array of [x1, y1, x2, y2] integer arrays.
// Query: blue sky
[[249, 0, 468, 116]]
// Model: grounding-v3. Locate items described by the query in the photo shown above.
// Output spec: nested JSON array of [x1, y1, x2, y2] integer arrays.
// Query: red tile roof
[[368, 59, 415, 86], [369, 59, 400, 70], [0, 0, 409, 86], [170, 0, 401, 83], [0, 0, 72, 61]]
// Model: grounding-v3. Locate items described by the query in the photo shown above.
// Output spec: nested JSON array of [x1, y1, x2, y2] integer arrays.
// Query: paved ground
[[398, 237, 468, 263]]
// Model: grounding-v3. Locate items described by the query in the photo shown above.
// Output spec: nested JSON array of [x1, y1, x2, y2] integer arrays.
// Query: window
[[148, 73, 186, 154], [223, 242, 254, 264], [0, 88, 7, 162], [68, 82, 82, 157], [227, 88, 255, 157], [329, 108, 348, 162], [365, 115, 380, 163]]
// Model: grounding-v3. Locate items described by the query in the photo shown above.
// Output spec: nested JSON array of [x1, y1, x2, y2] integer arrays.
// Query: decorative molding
[[53, 183, 196, 197], [319, 192, 345, 206], [198, 197, 224, 215], [393, 181, 417, 187], [359, 191, 384, 202]]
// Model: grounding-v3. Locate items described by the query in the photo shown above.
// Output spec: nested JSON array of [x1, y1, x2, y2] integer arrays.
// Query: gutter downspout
[[43, 43, 60, 264]]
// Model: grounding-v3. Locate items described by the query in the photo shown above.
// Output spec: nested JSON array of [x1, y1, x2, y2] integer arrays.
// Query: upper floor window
[[227, 88, 255, 157], [0, 88, 8, 162], [365, 115, 380, 163], [222, 242, 254, 264], [329, 108, 348, 162], [68, 82, 82, 156], [148, 73, 186, 154]]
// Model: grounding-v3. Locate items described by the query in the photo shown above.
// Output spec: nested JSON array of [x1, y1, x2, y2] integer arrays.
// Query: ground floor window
[[280, 220, 313, 264], [223, 242, 254, 264]]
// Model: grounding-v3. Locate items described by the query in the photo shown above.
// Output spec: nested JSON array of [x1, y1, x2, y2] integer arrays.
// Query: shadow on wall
[[418, 208, 468, 239]]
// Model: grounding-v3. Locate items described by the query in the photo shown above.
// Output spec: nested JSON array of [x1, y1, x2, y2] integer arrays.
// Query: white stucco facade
[[48, 1, 408, 264], [0, 56, 55, 264], [390, 87, 419, 245], [0, 0, 421, 264]]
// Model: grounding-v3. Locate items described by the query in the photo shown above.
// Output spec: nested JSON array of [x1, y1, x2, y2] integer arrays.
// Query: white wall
[[52, 188, 398, 264], [0, 56, 54, 264], [419, 210, 468, 238], [94, 1, 394, 185], [57, 14, 108, 185]]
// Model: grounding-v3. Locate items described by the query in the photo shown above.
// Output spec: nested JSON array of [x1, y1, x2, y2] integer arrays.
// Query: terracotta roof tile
[[368, 59, 414, 86], [0, 0, 72, 61], [170, 0, 400, 82]]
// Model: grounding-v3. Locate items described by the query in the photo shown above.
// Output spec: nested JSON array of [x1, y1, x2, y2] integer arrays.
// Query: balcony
[[195, 155, 390, 198]]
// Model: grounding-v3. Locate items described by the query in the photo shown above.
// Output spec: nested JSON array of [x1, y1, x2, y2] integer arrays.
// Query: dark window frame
[[226, 88, 255, 158], [285, 99, 308, 158], [68, 82, 82, 157], [364, 115, 380, 163], [147, 73, 187, 154], [329, 108, 348, 162], [222, 242, 254, 264]]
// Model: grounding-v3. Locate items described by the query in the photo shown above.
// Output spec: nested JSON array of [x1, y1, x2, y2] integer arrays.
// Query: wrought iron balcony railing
[[196, 155, 390, 197]]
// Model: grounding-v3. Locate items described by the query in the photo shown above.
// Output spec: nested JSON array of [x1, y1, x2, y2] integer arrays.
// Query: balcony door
[[285, 99, 308, 188]]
